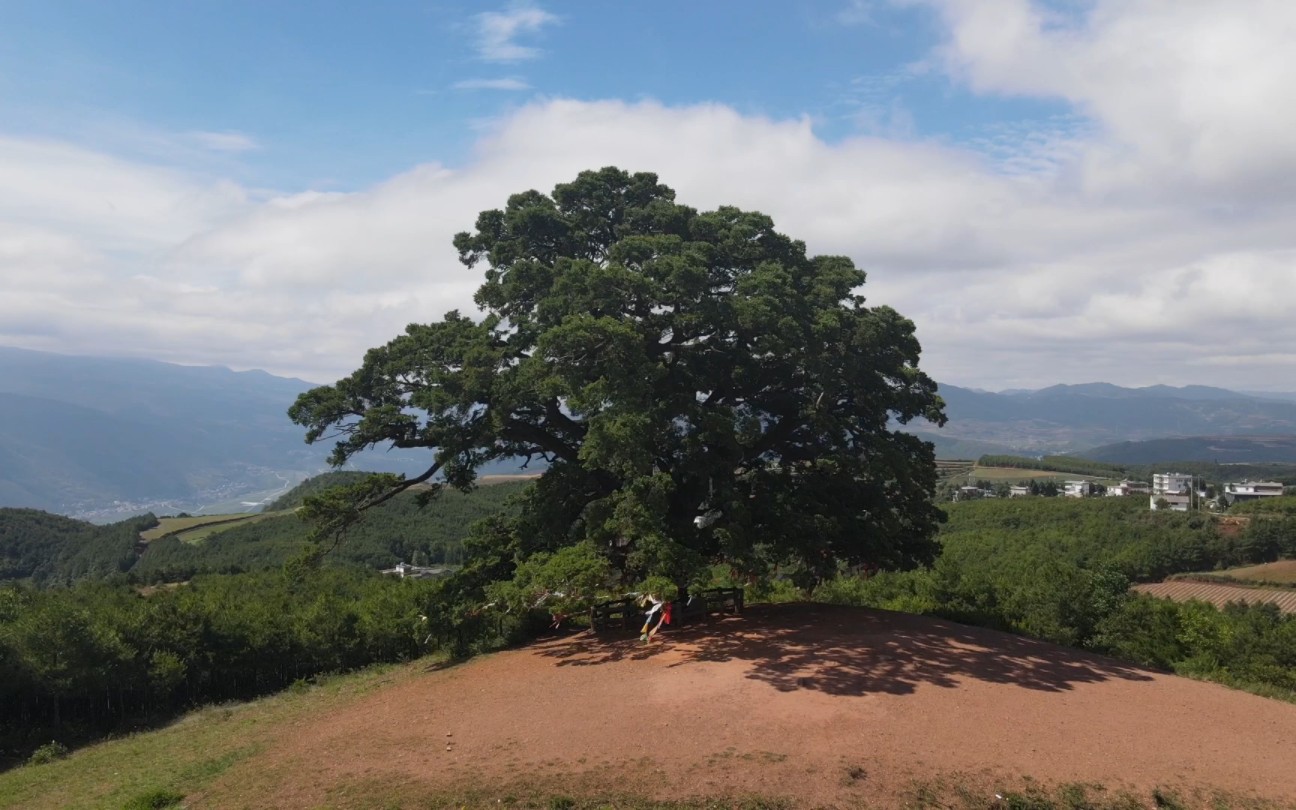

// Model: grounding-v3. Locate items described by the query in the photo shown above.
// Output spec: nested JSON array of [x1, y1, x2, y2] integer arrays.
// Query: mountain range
[[4, 346, 1296, 519], [910, 382, 1296, 456], [0, 347, 437, 520]]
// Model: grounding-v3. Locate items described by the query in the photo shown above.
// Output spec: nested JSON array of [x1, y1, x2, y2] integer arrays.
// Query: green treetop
[[289, 167, 946, 595]]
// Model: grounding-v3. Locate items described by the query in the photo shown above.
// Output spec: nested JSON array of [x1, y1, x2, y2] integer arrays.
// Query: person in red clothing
[[638, 593, 671, 642]]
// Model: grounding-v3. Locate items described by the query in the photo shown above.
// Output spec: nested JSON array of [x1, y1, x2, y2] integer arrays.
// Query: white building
[[380, 561, 448, 579], [1152, 472, 1193, 496], [1107, 479, 1151, 497], [1063, 480, 1093, 498], [1224, 480, 1285, 505], [1150, 493, 1192, 512], [1009, 485, 1030, 498]]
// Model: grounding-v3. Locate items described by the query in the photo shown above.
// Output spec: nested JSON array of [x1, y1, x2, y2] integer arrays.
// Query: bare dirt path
[[199, 603, 1296, 808]]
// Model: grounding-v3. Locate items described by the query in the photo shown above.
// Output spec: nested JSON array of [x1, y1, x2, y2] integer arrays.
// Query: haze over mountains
[[912, 383, 1296, 458], [0, 347, 435, 520], [4, 346, 1296, 520]]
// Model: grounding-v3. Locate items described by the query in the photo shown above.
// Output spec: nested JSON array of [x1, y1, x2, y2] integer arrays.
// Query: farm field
[[6, 603, 1296, 810], [139, 511, 297, 545], [1135, 581, 1296, 614], [139, 513, 259, 542], [170, 511, 291, 544], [947, 465, 1118, 484], [1215, 559, 1296, 584]]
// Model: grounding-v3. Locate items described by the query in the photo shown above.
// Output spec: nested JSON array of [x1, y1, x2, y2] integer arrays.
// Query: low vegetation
[[815, 496, 1296, 701], [138, 513, 260, 543], [976, 454, 1127, 478], [1208, 560, 1296, 585]]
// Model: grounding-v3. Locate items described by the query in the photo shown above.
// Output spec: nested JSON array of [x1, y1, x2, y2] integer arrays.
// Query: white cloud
[[473, 3, 558, 62], [453, 77, 532, 91], [924, 0, 1296, 201], [186, 130, 260, 153], [4, 0, 1296, 393]]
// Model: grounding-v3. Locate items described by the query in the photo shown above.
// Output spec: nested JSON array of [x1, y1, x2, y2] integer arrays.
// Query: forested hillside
[[0, 477, 529, 586], [0, 510, 158, 585], [7, 494, 1296, 768], [0, 569, 473, 762], [135, 481, 527, 580], [262, 471, 377, 511], [1084, 435, 1296, 464]]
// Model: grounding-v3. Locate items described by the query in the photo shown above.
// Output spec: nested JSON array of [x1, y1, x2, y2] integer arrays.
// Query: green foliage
[[25, 740, 68, 765], [290, 167, 947, 600], [121, 788, 186, 809], [977, 455, 1127, 478], [0, 509, 157, 585], [814, 496, 1296, 698], [1126, 461, 1296, 487], [262, 470, 377, 511], [1229, 494, 1296, 516], [129, 480, 526, 581], [486, 541, 614, 619], [0, 568, 451, 758]]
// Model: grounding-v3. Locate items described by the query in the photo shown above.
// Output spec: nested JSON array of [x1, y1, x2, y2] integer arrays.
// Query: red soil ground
[[198, 603, 1296, 808]]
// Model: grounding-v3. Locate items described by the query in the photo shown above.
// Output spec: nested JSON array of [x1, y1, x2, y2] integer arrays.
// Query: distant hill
[[0, 347, 525, 520], [9, 344, 1296, 512], [0, 475, 528, 585], [0, 508, 157, 584], [912, 382, 1296, 454], [1082, 435, 1296, 464]]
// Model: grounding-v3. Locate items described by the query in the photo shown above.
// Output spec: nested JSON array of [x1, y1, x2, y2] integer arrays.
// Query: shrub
[[27, 740, 69, 765], [121, 789, 186, 809]]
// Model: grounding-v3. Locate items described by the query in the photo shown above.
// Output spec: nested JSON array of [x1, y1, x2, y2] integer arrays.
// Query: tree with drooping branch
[[289, 166, 947, 596]]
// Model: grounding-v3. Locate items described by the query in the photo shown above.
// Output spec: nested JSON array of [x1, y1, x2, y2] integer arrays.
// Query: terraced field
[[1134, 581, 1296, 614]]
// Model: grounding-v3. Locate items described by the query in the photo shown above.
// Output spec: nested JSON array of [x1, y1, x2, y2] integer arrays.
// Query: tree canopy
[[289, 167, 946, 594]]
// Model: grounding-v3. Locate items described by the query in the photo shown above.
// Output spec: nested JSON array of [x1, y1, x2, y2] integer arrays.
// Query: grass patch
[[139, 513, 260, 542], [1207, 560, 1296, 587], [172, 511, 289, 545], [968, 466, 1114, 483], [120, 788, 184, 809], [0, 661, 415, 810]]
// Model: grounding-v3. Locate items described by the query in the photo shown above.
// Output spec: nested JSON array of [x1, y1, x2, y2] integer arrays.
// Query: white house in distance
[[1107, 479, 1151, 497], [1152, 473, 1193, 495], [1063, 480, 1093, 498], [380, 561, 449, 579], [1151, 472, 1193, 511], [1223, 480, 1285, 505], [1009, 485, 1030, 498]]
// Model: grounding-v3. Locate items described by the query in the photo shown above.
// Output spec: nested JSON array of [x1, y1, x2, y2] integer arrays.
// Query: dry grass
[[1217, 560, 1296, 585], [139, 513, 259, 542], [138, 511, 293, 544]]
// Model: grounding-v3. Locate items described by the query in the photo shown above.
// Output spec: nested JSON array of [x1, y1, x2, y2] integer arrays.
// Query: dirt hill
[[189, 603, 1296, 808]]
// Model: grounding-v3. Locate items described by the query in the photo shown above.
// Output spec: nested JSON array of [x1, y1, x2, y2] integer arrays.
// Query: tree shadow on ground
[[532, 602, 1154, 698]]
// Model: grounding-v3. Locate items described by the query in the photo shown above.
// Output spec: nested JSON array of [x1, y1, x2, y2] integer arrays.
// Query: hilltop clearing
[[12, 603, 1292, 809]]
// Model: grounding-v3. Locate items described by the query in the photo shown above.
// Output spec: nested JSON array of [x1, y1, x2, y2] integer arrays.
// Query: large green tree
[[289, 167, 946, 591]]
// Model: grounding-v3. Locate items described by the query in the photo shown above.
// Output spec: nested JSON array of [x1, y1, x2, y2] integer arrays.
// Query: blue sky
[[1, 1, 1066, 188], [2, 1, 1294, 391]]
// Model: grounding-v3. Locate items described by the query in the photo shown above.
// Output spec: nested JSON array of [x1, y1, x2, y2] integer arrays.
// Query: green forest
[[815, 497, 1296, 699], [5, 488, 1296, 767], [0, 477, 527, 588]]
